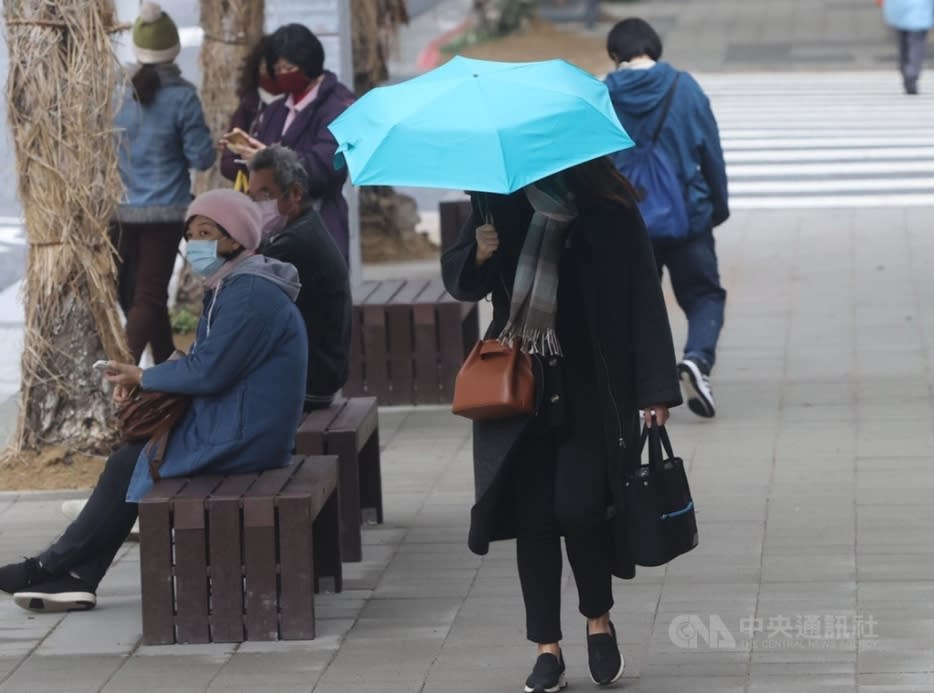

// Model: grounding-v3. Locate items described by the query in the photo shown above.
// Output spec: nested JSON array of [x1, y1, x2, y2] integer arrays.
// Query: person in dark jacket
[[0, 189, 307, 613], [222, 23, 355, 260], [114, 2, 215, 364], [249, 145, 352, 410], [442, 157, 682, 693], [605, 17, 729, 419]]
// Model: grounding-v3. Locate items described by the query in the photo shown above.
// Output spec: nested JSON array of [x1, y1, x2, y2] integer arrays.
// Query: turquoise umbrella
[[329, 56, 634, 193]]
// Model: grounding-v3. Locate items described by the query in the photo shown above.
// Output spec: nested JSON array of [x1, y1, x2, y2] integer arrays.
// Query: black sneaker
[[13, 575, 96, 612], [524, 652, 566, 693], [587, 621, 624, 686], [678, 358, 716, 418], [905, 79, 919, 95], [0, 557, 50, 594]]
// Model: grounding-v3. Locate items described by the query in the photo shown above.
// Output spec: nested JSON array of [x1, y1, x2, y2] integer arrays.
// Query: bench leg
[[329, 432, 363, 563], [358, 429, 383, 525], [279, 497, 316, 640], [139, 503, 176, 645], [314, 489, 343, 594]]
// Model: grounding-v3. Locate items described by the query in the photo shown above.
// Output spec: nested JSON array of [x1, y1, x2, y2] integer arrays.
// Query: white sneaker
[[678, 358, 716, 418], [62, 499, 140, 542]]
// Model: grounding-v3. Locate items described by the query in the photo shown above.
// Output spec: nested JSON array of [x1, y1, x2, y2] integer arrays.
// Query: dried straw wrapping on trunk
[[4, 0, 129, 455], [195, 0, 265, 193]]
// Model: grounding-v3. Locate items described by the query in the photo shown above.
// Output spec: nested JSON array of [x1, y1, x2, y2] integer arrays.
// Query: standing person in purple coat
[[221, 24, 355, 260]]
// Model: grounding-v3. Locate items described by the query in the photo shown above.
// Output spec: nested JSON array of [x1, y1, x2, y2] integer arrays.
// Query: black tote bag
[[624, 423, 698, 567]]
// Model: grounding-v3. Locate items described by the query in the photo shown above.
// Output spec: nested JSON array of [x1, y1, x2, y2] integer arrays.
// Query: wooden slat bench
[[138, 456, 341, 645], [439, 198, 473, 255], [345, 277, 480, 405], [295, 397, 381, 564]]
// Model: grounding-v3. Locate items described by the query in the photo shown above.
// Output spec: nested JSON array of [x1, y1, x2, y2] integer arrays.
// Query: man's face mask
[[256, 198, 289, 239]]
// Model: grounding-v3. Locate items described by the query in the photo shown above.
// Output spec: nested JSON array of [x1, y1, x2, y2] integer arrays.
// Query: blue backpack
[[613, 74, 689, 242]]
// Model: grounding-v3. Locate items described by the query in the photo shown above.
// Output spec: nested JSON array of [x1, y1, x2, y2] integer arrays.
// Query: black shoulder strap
[[651, 73, 682, 144]]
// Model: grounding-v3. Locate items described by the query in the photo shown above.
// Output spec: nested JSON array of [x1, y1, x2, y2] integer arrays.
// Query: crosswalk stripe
[[697, 71, 934, 208], [731, 161, 934, 176], [726, 148, 934, 163]]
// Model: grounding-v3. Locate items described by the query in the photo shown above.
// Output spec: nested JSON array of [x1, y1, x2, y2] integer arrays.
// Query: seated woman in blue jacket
[[0, 189, 308, 612]]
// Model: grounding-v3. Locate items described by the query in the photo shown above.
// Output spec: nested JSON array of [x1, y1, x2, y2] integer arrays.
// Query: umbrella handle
[[476, 191, 493, 226]]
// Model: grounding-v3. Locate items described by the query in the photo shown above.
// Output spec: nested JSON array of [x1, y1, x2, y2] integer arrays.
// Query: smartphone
[[92, 360, 110, 372], [225, 129, 251, 147]]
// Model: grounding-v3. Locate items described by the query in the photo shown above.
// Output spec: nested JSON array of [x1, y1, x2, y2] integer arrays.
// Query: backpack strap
[[651, 73, 682, 144]]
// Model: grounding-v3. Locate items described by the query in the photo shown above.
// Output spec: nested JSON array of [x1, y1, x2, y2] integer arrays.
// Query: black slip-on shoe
[[524, 652, 567, 693], [0, 557, 50, 595], [13, 575, 96, 613], [587, 621, 624, 686]]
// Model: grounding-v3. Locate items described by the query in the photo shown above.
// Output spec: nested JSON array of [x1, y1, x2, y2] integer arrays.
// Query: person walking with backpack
[[605, 18, 729, 419]]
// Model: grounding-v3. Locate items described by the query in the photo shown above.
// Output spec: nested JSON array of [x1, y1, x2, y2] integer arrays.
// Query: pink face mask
[[256, 199, 289, 239]]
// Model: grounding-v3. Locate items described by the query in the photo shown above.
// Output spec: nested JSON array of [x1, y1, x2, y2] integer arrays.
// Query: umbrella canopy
[[329, 56, 634, 193]]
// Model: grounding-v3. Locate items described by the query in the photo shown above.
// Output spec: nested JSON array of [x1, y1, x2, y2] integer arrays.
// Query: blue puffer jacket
[[114, 63, 216, 224], [605, 62, 729, 236], [884, 0, 934, 31], [126, 255, 308, 502]]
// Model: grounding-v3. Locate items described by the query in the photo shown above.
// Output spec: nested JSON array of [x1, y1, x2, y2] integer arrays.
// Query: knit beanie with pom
[[133, 2, 181, 65]]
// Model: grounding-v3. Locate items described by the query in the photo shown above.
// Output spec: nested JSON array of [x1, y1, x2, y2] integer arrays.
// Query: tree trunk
[[176, 0, 266, 313], [351, 0, 432, 258], [195, 0, 265, 194], [4, 0, 130, 454], [351, 0, 409, 95]]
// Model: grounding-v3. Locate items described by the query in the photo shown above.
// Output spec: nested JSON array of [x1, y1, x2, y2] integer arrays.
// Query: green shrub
[[170, 307, 200, 335]]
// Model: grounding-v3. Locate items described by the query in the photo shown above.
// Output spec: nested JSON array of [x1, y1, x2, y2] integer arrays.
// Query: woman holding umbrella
[[329, 57, 683, 691], [441, 158, 682, 691]]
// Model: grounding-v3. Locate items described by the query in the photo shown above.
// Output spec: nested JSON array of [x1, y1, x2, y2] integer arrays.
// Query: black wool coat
[[441, 190, 682, 579]]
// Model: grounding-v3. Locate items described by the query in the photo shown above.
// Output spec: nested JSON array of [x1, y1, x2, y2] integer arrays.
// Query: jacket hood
[[604, 62, 679, 116], [227, 254, 301, 302]]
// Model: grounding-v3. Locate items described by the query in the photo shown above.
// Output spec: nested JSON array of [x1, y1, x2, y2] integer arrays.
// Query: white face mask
[[256, 198, 289, 239]]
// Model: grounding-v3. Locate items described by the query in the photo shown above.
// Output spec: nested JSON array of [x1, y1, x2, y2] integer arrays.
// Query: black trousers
[[513, 404, 614, 644], [39, 442, 143, 589]]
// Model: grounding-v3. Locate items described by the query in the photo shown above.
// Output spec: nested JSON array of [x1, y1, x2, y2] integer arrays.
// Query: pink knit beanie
[[186, 189, 262, 250]]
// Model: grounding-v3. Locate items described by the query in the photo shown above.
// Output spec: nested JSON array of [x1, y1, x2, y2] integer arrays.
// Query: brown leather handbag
[[116, 389, 190, 480], [451, 339, 535, 421], [115, 352, 190, 480]]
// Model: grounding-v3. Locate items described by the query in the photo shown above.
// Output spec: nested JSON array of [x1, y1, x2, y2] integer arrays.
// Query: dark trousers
[[114, 221, 185, 364], [653, 230, 727, 372], [514, 426, 614, 644], [39, 442, 143, 589], [898, 30, 928, 86]]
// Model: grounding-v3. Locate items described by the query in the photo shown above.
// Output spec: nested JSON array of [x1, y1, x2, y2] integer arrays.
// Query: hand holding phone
[[224, 128, 251, 148]]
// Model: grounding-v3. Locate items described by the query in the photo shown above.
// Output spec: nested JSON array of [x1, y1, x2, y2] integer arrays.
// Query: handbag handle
[[639, 421, 676, 464]]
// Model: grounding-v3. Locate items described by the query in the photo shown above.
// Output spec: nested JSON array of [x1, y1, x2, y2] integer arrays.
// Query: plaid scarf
[[499, 175, 578, 356]]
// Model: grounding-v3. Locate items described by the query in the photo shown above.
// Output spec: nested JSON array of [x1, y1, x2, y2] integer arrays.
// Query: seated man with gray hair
[[249, 144, 352, 410]]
